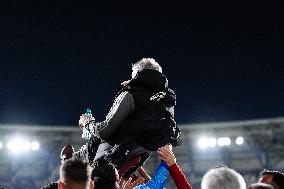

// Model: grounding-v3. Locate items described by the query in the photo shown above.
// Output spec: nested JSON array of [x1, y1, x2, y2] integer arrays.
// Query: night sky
[[0, 1, 284, 126]]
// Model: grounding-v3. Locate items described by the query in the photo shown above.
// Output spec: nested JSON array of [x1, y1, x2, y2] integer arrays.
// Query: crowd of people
[[41, 143, 284, 189], [37, 58, 284, 189]]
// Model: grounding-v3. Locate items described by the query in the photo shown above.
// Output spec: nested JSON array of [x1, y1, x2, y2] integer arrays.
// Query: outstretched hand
[[121, 177, 145, 189], [121, 80, 131, 86], [157, 144, 176, 167], [78, 114, 94, 129]]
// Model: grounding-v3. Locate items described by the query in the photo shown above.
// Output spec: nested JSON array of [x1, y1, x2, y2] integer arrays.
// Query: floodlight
[[198, 137, 209, 149], [218, 137, 231, 146], [7, 138, 25, 154], [23, 141, 31, 150], [0, 141, 2, 149], [224, 137, 231, 145], [217, 137, 225, 146], [236, 136, 244, 145], [7, 138, 40, 154], [31, 141, 40, 151], [208, 137, 217, 147]]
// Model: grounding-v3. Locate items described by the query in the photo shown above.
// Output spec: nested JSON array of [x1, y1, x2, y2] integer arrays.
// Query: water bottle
[[82, 108, 94, 140], [85, 108, 92, 117]]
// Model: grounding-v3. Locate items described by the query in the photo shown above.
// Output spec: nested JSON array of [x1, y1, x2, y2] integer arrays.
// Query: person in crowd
[[60, 144, 75, 162], [78, 58, 182, 174], [58, 158, 93, 189], [258, 170, 284, 189], [157, 144, 192, 189], [119, 166, 152, 189], [90, 143, 174, 189], [201, 166, 246, 189], [91, 157, 144, 189], [41, 144, 76, 189], [248, 183, 275, 189], [130, 144, 190, 189], [132, 159, 169, 189]]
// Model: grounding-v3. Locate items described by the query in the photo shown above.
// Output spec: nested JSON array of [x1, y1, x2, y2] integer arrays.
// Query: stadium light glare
[[31, 141, 40, 151], [236, 136, 244, 145], [23, 141, 31, 151], [208, 137, 217, 147], [198, 136, 234, 149], [0, 141, 2, 149], [224, 137, 231, 145], [217, 137, 225, 146], [218, 137, 231, 146], [7, 138, 40, 153], [7, 138, 25, 154], [198, 137, 209, 149]]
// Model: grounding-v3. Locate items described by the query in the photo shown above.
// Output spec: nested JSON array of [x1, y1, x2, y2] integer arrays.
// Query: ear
[[89, 181, 94, 189], [58, 180, 64, 189]]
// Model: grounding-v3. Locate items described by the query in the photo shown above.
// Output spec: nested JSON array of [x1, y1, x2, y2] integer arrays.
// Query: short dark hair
[[248, 183, 275, 189], [60, 158, 90, 187], [91, 158, 117, 189], [260, 170, 284, 189]]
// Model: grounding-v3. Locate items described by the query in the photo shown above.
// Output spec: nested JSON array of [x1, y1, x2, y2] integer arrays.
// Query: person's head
[[91, 158, 119, 189], [59, 158, 93, 189], [60, 144, 75, 163], [248, 183, 275, 189], [201, 166, 246, 189], [131, 58, 162, 78], [258, 170, 284, 189]]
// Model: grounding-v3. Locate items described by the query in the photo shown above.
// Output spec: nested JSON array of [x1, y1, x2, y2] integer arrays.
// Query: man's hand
[[121, 177, 145, 189], [121, 80, 130, 86], [78, 114, 94, 129], [137, 167, 151, 182], [157, 144, 176, 167]]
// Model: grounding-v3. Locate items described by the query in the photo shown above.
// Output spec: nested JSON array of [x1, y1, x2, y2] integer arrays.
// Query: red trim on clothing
[[169, 163, 192, 189]]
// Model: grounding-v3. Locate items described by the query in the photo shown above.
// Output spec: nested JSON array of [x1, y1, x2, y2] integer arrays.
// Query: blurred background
[[0, 1, 284, 188], [1, 118, 284, 188]]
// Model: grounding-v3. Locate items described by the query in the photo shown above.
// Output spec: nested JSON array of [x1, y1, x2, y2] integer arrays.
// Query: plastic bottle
[[81, 108, 94, 139]]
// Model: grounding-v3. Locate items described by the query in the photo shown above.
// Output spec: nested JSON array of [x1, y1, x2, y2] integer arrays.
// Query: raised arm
[[79, 91, 135, 140], [133, 161, 169, 189], [157, 144, 192, 189]]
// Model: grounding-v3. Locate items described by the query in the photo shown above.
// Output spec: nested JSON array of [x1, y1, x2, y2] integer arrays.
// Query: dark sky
[[0, 1, 284, 126]]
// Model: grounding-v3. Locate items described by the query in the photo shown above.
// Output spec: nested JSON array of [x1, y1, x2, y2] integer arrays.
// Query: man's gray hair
[[132, 58, 162, 78], [201, 167, 246, 189]]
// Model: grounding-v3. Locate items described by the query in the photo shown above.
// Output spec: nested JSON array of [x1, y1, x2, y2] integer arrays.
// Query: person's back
[[110, 67, 180, 150], [201, 166, 246, 189], [91, 158, 119, 189], [78, 58, 182, 176], [79, 58, 181, 151]]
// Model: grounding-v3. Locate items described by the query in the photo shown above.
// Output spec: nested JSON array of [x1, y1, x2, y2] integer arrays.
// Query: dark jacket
[[104, 69, 182, 150]]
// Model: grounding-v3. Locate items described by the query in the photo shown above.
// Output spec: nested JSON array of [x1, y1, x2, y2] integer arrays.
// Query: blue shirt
[[134, 161, 169, 189]]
